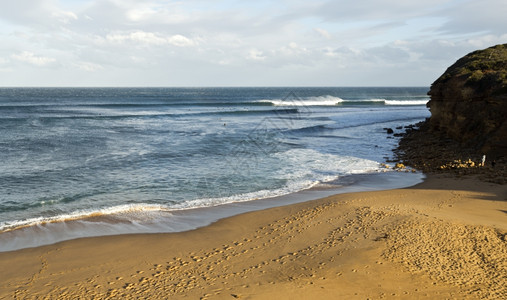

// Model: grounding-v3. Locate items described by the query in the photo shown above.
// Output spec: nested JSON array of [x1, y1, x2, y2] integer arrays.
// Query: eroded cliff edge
[[428, 44, 507, 157], [397, 44, 507, 182]]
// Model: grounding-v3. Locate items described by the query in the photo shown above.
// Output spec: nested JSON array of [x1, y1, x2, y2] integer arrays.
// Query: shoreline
[[1, 173, 505, 299], [0, 171, 424, 252]]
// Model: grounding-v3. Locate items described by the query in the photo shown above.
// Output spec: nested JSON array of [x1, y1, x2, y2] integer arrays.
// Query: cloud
[[436, 0, 507, 35], [0, 0, 80, 29], [0, 0, 505, 86], [106, 31, 197, 47], [247, 49, 266, 61], [52, 10, 78, 24], [465, 34, 507, 49], [167, 35, 197, 47], [73, 61, 104, 72], [314, 28, 331, 39], [0, 57, 11, 72], [310, 0, 444, 22], [11, 51, 56, 66], [365, 45, 411, 63]]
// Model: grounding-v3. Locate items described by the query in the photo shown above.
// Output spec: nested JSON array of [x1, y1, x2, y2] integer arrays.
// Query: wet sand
[[0, 174, 505, 299]]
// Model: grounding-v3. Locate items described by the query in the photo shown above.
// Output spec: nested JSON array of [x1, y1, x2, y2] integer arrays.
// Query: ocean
[[0, 87, 430, 251]]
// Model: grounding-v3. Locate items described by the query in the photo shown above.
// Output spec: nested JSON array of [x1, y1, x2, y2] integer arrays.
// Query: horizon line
[[0, 85, 430, 88]]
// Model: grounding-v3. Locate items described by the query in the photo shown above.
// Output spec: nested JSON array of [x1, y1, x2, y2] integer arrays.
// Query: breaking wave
[[259, 96, 428, 106]]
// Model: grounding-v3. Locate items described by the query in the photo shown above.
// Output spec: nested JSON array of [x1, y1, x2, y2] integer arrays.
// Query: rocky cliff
[[427, 44, 507, 158]]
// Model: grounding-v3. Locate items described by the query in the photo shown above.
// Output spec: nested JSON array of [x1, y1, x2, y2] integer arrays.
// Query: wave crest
[[384, 100, 428, 105], [259, 95, 344, 106], [259, 96, 428, 106], [0, 204, 170, 233]]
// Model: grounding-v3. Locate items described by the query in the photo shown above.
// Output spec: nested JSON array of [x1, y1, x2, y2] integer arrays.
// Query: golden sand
[[0, 175, 505, 299]]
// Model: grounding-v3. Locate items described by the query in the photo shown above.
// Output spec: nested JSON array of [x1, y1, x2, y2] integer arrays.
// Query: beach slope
[[0, 174, 505, 299]]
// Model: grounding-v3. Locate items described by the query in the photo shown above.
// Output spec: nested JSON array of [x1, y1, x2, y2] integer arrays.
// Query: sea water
[[0, 87, 430, 251]]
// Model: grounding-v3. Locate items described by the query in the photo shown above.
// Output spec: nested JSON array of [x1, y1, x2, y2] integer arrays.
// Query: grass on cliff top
[[436, 44, 507, 93]]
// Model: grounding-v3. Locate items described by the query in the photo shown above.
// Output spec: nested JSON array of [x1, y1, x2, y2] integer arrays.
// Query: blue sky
[[0, 0, 506, 86]]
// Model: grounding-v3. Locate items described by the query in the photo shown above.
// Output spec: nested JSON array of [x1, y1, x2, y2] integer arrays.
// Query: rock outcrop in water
[[427, 43, 507, 158], [397, 44, 507, 183]]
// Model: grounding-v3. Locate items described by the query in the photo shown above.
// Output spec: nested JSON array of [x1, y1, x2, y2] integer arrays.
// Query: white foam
[[0, 204, 170, 232], [363, 98, 386, 102], [170, 149, 380, 210], [1, 150, 381, 235], [171, 182, 315, 210], [260, 96, 428, 106], [0, 171, 425, 252], [384, 99, 428, 105], [260, 95, 344, 106]]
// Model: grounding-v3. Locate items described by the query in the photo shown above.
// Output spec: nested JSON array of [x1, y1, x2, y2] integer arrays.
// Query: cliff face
[[427, 44, 507, 158]]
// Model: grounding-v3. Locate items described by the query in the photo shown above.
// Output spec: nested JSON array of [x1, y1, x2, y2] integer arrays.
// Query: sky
[[0, 0, 506, 87]]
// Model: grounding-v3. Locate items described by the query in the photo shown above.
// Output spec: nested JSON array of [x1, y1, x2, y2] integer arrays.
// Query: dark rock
[[384, 128, 394, 134], [427, 43, 507, 158], [396, 45, 507, 183]]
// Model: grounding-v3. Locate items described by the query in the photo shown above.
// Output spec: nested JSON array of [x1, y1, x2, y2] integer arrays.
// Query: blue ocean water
[[0, 87, 430, 250]]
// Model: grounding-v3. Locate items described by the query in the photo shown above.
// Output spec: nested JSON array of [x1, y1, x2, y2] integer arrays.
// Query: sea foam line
[[0, 171, 378, 233], [384, 99, 429, 105], [0, 204, 170, 233], [259, 96, 428, 106], [172, 154, 381, 210], [1, 151, 382, 233], [259, 95, 344, 106]]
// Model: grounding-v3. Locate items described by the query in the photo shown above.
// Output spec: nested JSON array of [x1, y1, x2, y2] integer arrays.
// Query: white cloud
[[167, 35, 197, 47], [126, 7, 158, 22], [311, 0, 445, 22], [437, 0, 507, 35], [0, 0, 505, 86], [465, 34, 507, 49], [247, 49, 266, 61], [314, 28, 331, 39], [280, 42, 308, 55], [52, 10, 78, 24], [74, 61, 103, 72], [0, 57, 11, 72], [107, 31, 165, 45], [11, 51, 56, 66], [106, 31, 196, 47]]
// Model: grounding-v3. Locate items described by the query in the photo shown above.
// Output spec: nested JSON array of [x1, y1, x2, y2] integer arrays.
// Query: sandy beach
[[0, 174, 505, 299]]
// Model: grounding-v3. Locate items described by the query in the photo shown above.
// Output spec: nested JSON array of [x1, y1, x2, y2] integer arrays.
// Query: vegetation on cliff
[[397, 44, 507, 182], [433, 44, 507, 97], [427, 44, 507, 158]]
